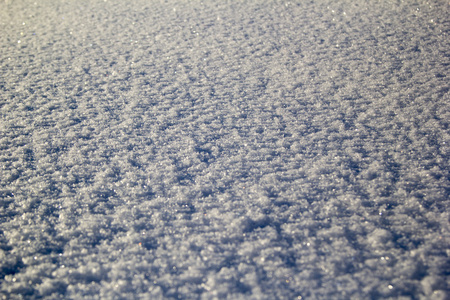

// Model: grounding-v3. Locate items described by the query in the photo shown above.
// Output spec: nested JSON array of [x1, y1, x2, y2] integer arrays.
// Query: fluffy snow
[[0, 0, 449, 299]]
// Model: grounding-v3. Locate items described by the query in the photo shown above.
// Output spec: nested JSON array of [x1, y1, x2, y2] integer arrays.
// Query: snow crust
[[0, 0, 449, 299]]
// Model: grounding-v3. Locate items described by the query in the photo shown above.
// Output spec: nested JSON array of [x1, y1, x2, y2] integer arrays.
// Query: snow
[[1, 0, 449, 299]]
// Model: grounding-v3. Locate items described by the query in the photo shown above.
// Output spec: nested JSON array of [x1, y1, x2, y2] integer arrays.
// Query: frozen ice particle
[[367, 228, 393, 249]]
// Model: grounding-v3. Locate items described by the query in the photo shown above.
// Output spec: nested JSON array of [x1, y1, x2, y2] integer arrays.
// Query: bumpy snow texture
[[0, 0, 449, 299]]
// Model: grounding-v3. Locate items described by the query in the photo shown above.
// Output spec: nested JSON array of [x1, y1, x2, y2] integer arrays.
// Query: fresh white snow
[[0, 0, 449, 299]]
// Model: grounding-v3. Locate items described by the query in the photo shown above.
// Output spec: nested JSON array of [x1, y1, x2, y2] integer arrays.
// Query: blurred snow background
[[0, 0, 449, 299]]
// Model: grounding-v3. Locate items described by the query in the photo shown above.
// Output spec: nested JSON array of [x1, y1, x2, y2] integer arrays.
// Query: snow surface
[[0, 0, 449, 299]]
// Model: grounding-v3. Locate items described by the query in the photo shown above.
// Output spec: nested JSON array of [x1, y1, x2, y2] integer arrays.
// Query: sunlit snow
[[0, 0, 449, 299]]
